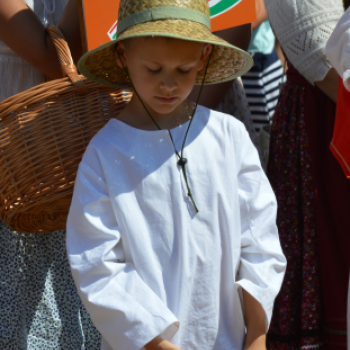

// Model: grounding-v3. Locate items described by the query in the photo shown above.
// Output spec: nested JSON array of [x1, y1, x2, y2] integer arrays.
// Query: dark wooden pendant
[[178, 157, 188, 167]]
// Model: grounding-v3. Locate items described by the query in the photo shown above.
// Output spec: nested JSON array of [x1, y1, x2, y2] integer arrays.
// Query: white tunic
[[67, 106, 286, 350]]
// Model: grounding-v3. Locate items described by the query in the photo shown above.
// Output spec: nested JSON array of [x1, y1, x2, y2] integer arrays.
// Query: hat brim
[[78, 19, 253, 89]]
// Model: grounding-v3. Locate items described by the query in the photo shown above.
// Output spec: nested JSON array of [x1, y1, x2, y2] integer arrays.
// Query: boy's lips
[[155, 96, 178, 103]]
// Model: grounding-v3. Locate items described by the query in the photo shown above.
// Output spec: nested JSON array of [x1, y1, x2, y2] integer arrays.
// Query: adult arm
[[251, 0, 268, 31], [264, 0, 344, 102], [314, 68, 339, 103], [189, 24, 251, 108], [67, 142, 179, 350], [243, 290, 267, 350], [0, 0, 81, 79], [58, 0, 82, 67]]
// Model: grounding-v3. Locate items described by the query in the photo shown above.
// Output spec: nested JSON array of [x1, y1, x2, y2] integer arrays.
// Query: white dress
[[67, 106, 287, 350], [0, 1, 100, 349]]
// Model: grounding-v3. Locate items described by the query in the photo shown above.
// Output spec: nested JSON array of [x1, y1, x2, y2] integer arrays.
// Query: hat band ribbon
[[116, 6, 211, 35]]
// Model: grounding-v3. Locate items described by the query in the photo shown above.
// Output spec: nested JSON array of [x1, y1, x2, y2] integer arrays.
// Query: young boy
[[67, 0, 287, 349]]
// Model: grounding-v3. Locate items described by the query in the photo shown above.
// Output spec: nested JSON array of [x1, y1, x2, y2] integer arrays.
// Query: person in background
[[189, 24, 251, 109], [326, 5, 350, 177], [189, 24, 259, 148], [216, 74, 259, 149], [264, 0, 349, 349], [326, 6, 350, 90], [0, 0, 100, 348], [241, 0, 284, 133], [325, 7, 350, 350]]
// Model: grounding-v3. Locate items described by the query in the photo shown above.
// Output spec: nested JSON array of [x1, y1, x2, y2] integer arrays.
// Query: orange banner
[[80, 0, 256, 51]]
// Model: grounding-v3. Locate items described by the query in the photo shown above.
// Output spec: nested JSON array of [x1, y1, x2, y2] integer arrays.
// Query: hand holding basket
[[0, 27, 131, 233]]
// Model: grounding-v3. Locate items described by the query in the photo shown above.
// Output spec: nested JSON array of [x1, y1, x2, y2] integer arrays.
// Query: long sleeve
[[264, 0, 343, 84], [235, 128, 286, 329], [66, 144, 179, 350], [326, 8, 350, 92]]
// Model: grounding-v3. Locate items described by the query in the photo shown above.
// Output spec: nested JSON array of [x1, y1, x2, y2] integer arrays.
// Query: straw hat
[[78, 0, 253, 88]]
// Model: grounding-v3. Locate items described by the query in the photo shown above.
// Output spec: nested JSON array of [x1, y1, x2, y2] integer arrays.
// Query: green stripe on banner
[[210, 0, 241, 17]]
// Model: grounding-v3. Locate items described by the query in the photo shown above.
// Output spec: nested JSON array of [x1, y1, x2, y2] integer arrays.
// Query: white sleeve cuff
[[235, 280, 273, 332], [343, 69, 350, 92]]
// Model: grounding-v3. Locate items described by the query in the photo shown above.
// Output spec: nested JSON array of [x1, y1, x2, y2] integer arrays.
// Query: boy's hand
[[243, 334, 267, 350], [145, 336, 182, 350], [242, 290, 267, 350]]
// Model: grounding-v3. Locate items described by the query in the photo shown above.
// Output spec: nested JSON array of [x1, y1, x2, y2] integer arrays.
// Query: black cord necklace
[[116, 45, 213, 213]]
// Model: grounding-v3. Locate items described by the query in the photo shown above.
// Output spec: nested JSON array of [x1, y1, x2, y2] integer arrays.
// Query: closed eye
[[178, 68, 190, 74], [147, 67, 162, 74]]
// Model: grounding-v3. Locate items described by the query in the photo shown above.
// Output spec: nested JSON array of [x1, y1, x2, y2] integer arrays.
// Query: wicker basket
[[0, 27, 132, 233]]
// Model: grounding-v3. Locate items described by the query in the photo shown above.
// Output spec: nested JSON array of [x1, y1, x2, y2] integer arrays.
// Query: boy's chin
[[150, 100, 185, 116]]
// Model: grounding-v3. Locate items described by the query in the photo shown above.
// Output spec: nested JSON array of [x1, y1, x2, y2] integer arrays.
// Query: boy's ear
[[197, 44, 213, 71], [115, 42, 127, 68]]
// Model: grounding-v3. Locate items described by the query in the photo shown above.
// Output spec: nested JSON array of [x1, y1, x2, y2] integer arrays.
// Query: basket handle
[[47, 26, 88, 95]]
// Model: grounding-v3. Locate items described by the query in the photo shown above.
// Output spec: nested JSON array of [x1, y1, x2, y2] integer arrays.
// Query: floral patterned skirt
[[0, 221, 101, 349], [267, 65, 349, 350], [266, 77, 323, 350]]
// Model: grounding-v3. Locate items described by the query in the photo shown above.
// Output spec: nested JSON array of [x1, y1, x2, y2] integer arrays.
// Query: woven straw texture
[[0, 27, 131, 233], [119, 0, 209, 18], [79, 0, 252, 88]]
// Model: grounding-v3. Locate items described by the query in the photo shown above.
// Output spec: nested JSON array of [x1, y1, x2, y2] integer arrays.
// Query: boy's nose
[[160, 75, 177, 92]]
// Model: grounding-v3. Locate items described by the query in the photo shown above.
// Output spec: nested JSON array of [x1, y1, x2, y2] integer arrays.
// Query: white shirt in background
[[326, 7, 350, 92]]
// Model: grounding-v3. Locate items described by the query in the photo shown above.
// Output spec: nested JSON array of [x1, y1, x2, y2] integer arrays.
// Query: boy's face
[[116, 37, 212, 116]]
